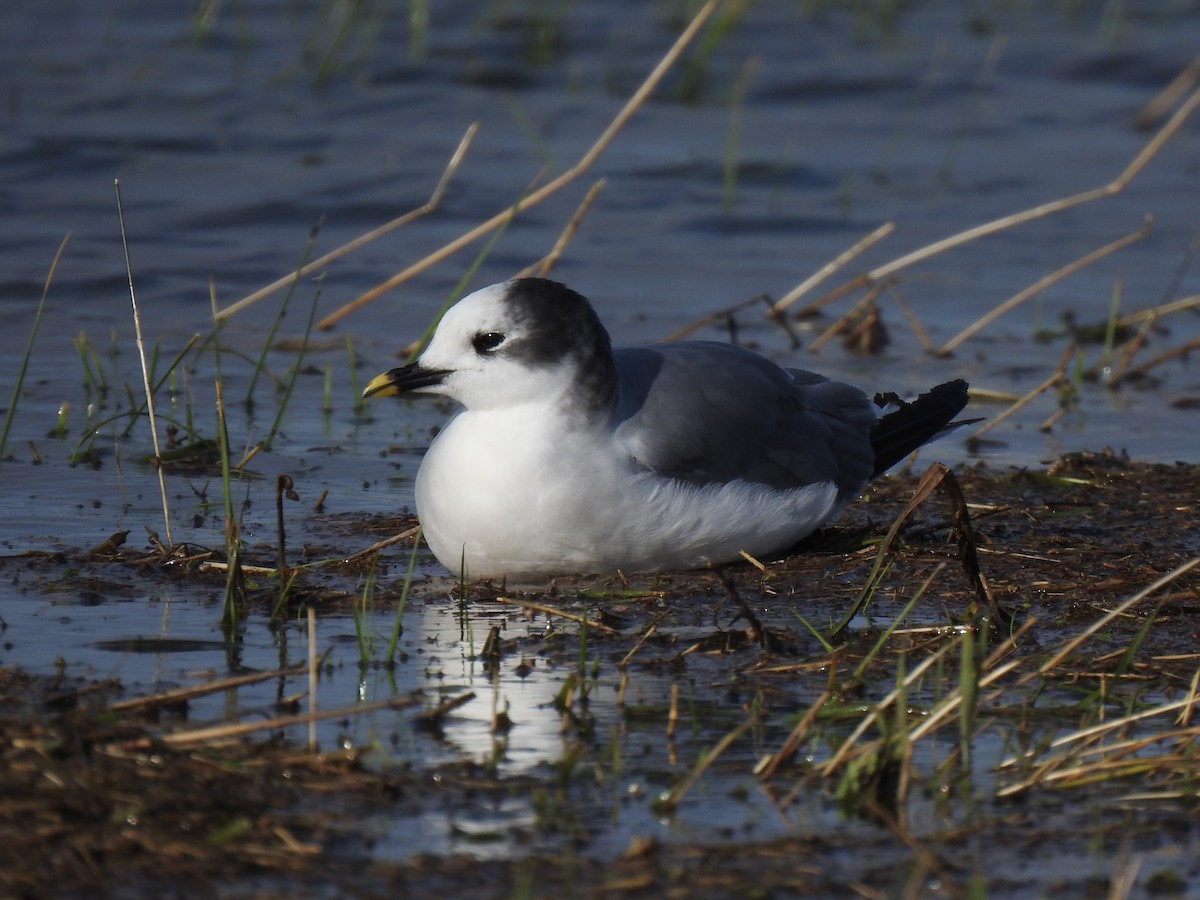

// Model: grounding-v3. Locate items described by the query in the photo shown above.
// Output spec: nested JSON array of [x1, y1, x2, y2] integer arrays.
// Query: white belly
[[414, 409, 842, 579]]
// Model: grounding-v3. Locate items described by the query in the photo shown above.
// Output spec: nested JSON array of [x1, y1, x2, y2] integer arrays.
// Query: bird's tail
[[869, 379, 974, 478]]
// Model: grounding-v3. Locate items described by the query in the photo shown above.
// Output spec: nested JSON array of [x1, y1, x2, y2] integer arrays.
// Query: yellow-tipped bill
[[362, 363, 449, 399]]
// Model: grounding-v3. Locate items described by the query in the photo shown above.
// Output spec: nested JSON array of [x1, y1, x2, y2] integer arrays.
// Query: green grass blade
[[1, 235, 69, 459], [385, 525, 422, 666]]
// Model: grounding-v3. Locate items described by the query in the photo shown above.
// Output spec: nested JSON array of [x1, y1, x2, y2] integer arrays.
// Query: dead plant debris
[[3, 453, 1200, 897]]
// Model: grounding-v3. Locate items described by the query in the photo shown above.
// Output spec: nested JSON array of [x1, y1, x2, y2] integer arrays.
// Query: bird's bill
[[362, 363, 449, 399]]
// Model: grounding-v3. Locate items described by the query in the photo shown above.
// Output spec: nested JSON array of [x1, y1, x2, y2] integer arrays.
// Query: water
[[2, 1, 1200, 892]]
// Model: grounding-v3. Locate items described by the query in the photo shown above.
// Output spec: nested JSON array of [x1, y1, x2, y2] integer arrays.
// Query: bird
[[363, 278, 970, 580]]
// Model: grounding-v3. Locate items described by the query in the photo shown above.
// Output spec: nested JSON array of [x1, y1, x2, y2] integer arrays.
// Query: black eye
[[472, 332, 505, 354]]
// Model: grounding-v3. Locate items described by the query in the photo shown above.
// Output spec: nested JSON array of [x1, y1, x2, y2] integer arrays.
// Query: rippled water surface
[[3, 1, 1200, 893]]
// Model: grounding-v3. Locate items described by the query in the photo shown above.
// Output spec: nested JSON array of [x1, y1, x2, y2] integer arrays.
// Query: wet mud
[[3, 453, 1199, 897]]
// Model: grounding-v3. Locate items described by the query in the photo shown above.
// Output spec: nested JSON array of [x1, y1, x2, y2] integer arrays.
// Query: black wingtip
[[869, 379, 971, 477]]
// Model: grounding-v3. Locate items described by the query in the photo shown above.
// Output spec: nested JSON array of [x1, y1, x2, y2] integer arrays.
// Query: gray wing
[[611, 342, 877, 498]]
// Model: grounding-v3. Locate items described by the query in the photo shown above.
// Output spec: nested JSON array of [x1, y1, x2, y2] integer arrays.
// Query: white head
[[363, 279, 617, 417]]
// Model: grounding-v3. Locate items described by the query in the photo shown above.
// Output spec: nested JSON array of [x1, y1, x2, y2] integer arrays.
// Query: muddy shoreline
[[4, 453, 1198, 897]]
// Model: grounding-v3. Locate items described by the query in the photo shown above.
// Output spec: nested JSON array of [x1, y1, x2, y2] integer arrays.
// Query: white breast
[[414, 406, 843, 579]]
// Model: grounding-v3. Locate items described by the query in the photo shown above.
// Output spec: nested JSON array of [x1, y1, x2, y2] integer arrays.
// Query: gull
[[364, 278, 970, 579]]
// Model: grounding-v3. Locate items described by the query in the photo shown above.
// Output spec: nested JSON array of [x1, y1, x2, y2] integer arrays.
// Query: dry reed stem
[[982, 615, 1040, 670], [493, 595, 619, 633], [814, 619, 1037, 791], [808, 281, 889, 352], [1034, 556, 1200, 677], [115, 179, 173, 546], [337, 525, 420, 565], [1109, 855, 1144, 900], [906, 657, 1023, 744], [859, 85, 1200, 295], [155, 536, 367, 586], [1134, 56, 1200, 129], [818, 642, 954, 776], [770, 221, 895, 314], [113, 693, 423, 750], [665, 224, 894, 344], [618, 623, 659, 669], [1114, 292, 1200, 325], [1040, 699, 1200, 759], [108, 658, 322, 711], [1008, 756, 1164, 796], [786, 83, 1200, 333], [1104, 331, 1200, 384], [1016, 728, 1200, 790], [1038, 405, 1067, 432], [996, 701, 1200, 796], [518, 177, 607, 279], [1116, 790, 1195, 803], [417, 691, 476, 725], [832, 463, 993, 639], [1106, 297, 1200, 382], [965, 344, 1077, 443], [756, 689, 831, 779], [197, 559, 277, 576], [314, 0, 722, 330], [657, 712, 758, 811], [936, 219, 1152, 356], [886, 283, 936, 354], [217, 122, 479, 320], [737, 549, 767, 570], [659, 292, 772, 342], [1179, 666, 1200, 727], [1105, 310, 1159, 386], [967, 386, 1022, 403], [752, 657, 839, 676]]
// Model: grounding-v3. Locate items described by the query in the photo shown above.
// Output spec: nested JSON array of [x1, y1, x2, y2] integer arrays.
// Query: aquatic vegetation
[[0, 237, 66, 460], [5, 457, 1200, 895]]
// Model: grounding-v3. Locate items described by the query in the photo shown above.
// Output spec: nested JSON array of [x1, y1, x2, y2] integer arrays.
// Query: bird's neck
[[556, 349, 617, 428]]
